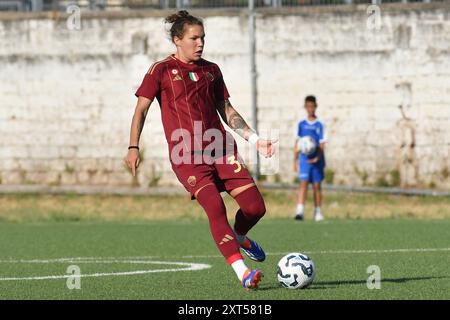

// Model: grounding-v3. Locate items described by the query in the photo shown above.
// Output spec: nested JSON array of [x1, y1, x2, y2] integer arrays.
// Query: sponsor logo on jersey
[[173, 74, 182, 81], [189, 72, 199, 82], [187, 176, 196, 186], [205, 72, 214, 81]]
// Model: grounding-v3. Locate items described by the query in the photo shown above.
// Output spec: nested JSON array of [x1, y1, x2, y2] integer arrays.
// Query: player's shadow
[[259, 275, 448, 291], [307, 275, 448, 290]]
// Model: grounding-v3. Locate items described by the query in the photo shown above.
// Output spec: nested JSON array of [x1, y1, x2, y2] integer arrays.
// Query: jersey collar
[[170, 54, 203, 68], [304, 118, 318, 125]]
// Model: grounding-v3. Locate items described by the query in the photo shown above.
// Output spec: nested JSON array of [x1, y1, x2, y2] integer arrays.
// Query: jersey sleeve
[[134, 63, 162, 100], [319, 122, 327, 143], [214, 65, 230, 101]]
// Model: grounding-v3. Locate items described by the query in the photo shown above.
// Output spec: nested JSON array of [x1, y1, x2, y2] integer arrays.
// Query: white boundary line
[[0, 258, 211, 281], [0, 247, 448, 281], [181, 247, 450, 259]]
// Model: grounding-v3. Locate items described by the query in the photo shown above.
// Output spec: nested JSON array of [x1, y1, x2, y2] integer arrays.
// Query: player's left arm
[[216, 99, 277, 158], [308, 123, 327, 164], [307, 142, 326, 164]]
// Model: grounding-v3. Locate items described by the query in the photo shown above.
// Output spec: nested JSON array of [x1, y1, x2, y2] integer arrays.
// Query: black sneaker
[[294, 214, 304, 221]]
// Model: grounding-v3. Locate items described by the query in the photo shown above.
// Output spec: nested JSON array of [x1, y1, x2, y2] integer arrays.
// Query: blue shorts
[[298, 158, 325, 183]]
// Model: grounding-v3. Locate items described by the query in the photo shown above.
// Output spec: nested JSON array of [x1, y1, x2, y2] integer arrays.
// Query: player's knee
[[236, 188, 266, 219], [247, 198, 266, 219]]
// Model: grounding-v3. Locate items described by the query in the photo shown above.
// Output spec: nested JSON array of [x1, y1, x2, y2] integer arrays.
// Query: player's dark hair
[[165, 10, 203, 42], [305, 95, 317, 106]]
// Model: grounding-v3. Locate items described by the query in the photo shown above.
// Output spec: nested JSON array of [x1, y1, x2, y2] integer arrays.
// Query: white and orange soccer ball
[[277, 252, 316, 289], [297, 136, 317, 156]]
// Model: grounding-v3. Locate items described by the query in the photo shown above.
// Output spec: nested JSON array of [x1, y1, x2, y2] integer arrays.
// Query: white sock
[[296, 204, 305, 215], [234, 231, 247, 245], [231, 259, 249, 281], [315, 207, 321, 215]]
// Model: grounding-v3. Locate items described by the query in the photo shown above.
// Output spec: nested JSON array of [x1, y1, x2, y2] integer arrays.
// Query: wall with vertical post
[[0, 3, 449, 189]]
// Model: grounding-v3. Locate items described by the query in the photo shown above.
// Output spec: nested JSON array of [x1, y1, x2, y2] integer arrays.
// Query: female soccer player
[[294, 95, 327, 222], [125, 11, 277, 290]]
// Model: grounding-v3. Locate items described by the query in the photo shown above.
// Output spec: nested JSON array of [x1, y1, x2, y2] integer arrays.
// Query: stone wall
[[0, 3, 449, 190]]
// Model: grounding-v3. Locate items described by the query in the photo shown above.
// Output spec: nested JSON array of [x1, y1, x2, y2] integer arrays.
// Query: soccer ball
[[297, 136, 316, 156], [277, 252, 315, 289]]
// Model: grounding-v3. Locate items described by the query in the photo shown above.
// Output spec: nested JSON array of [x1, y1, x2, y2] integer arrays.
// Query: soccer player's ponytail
[[165, 10, 203, 42], [165, 10, 190, 24]]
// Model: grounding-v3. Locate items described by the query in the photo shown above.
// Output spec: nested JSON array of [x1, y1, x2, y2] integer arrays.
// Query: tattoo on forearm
[[217, 100, 253, 140], [228, 111, 249, 137]]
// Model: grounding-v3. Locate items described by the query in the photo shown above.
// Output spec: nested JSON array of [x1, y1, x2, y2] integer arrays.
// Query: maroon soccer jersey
[[135, 55, 234, 163]]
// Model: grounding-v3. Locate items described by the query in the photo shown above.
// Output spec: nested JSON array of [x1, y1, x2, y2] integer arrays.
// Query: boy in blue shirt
[[294, 95, 327, 222]]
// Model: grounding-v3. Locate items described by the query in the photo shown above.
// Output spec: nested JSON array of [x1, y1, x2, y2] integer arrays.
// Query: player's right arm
[[125, 63, 162, 176], [293, 140, 299, 173], [125, 96, 152, 177], [216, 99, 277, 158], [293, 123, 301, 172], [307, 122, 327, 164]]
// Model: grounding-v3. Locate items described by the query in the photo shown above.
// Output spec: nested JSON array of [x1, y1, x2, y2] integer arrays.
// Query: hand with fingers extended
[[124, 148, 141, 177], [307, 156, 320, 164], [256, 138, 278, 158]]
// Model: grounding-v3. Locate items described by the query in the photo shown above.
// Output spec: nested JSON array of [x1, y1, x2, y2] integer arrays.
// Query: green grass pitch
[[0, 218, 449, 299]]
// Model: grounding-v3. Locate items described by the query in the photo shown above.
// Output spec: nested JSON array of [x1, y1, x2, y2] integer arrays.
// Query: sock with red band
[[195, 184, 243, 265], [233, 186, 267, 239]]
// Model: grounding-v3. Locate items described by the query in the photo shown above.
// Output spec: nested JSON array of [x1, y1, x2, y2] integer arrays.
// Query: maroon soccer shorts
[[171, 151, 255, 200]]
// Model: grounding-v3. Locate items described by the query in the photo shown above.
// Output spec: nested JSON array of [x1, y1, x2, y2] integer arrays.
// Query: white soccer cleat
[[314, 212, 324, 222]]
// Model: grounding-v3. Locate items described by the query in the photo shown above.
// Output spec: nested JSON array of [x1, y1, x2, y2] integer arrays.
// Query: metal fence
[[0, 0, 445, 11]]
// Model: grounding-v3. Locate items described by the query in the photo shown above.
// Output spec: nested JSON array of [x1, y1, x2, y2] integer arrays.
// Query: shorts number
[[227, 155, 242, 173]]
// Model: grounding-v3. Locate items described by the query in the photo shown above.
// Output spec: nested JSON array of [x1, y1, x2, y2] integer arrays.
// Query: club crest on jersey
[[189, 72, 199, 82], [171, 69, 178, 75], [187, 176, 196, 187], [205, 72, 214, 81]]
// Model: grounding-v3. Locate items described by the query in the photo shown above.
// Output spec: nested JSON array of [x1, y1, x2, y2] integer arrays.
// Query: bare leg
[[295, 181, 309, 219], [312, 182, 324, 221], [312, 183, 322, 208], [297, 181, 309, 204]]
